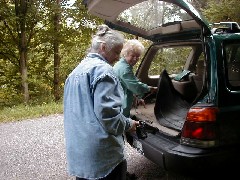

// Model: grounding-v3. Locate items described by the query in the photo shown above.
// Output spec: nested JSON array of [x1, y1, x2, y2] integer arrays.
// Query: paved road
[[0, 114, 167, 180]]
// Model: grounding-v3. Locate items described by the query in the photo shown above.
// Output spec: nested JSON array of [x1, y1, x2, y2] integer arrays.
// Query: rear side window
[[149, 46, 192, 76], [225, 43, 240, 87]]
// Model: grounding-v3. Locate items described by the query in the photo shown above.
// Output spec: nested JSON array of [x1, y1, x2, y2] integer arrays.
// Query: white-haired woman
[[64, 25, 139, 180], [114, 39, 157, 118]]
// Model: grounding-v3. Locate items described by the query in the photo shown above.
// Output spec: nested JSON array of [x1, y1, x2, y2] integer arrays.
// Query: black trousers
[[76, 159, 127, 180]]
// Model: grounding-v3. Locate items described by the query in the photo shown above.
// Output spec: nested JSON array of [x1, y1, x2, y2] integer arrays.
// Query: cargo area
[[130, 60, 205, 135]]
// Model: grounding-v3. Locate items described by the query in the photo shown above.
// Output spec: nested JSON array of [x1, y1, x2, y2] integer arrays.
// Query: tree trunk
[[53, 0, 61, 101], [17, 0, 29, 103], [19, 37, 29, 103]]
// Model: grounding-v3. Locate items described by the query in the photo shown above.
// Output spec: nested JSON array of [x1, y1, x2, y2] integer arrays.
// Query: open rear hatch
[[83, 0, 211, 42]]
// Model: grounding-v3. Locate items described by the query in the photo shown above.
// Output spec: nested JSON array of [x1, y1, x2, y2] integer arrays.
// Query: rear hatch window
[[118, 1, 193, 31]]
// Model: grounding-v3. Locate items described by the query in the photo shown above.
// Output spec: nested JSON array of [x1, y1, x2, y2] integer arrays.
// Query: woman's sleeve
[[121, 68, 149, 96], [93, 73, 133, 135]]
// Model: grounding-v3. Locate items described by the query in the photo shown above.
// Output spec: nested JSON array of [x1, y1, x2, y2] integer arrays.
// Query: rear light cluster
[[180, 107, 219, 148]]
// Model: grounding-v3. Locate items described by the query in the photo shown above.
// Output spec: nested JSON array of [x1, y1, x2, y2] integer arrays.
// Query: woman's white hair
[[90, 24, 125, 52], [121, 39, 145, 57]]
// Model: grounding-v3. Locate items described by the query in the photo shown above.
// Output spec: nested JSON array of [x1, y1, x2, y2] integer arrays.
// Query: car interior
[[131, 42, 206, 132]]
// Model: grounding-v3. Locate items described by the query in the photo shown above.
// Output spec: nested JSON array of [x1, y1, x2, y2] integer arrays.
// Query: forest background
[[1, 0, 240, 122]]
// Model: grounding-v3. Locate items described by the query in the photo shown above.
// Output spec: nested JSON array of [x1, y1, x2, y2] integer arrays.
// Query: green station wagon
[[83, 0, 240, 177]]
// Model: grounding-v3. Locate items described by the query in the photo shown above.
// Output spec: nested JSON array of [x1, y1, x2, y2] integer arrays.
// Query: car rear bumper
[[131, 132, 239, 175]]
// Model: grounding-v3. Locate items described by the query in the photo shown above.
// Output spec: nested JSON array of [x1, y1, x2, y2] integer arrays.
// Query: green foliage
[[187, 0, 208, 11], [0, 0, 103, 107], [0, 100, 63, 123], [202, 0, 240, 23]]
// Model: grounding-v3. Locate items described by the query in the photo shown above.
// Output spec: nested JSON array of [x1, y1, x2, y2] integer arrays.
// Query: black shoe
[[126, 172, 138, 180]]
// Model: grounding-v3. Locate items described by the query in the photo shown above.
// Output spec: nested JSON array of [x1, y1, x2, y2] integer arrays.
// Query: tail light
[[180, 107, 219, 148]]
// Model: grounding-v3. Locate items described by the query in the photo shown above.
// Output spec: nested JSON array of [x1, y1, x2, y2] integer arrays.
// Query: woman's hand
[[149, 86, 158, 94], [128, 120, 140, 132], [137, 98, 146, 108]]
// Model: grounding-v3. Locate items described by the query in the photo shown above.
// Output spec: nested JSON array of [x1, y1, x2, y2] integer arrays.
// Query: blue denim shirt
[[113, 58, 150, 117], [63, 53, 133, 179]]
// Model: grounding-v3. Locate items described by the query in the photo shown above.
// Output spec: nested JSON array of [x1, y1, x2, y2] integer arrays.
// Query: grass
[[0, 101, 63, 123]]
